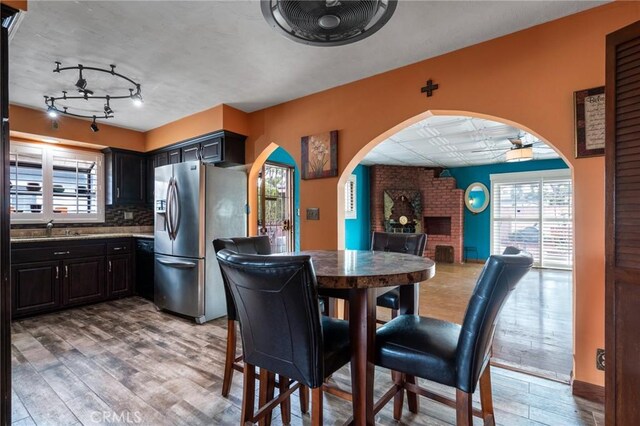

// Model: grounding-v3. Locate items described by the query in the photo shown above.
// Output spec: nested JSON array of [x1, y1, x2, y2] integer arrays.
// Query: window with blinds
[[10, 141, 104, 224], [345, 174, 357, 219], [491, 169, 572, 269]]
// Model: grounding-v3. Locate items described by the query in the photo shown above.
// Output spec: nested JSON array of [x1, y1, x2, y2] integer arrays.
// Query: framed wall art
[[574, 86, 605, 158], [301, 130, 338, 179]]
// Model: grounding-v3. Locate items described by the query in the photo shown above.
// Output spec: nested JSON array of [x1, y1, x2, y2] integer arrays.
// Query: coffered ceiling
[[360, 116, 561, 168], [8, 1, 606, 131]]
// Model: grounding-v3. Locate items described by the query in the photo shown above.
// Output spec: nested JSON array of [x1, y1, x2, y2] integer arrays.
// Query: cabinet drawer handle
[[116, 187, 120, 198], [113, 247, 125, 251], [54, 251, 70, 255], [108, 260, 112, 272], [55, 266, 59, 279], [65, 265, 68, 278]]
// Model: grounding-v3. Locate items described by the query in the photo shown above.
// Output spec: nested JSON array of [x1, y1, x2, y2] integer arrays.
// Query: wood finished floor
[[12, 296, 598, 425], [377, 264, 574, 383]]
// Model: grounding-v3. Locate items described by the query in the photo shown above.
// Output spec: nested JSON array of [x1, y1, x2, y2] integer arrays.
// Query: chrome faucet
[[45, 219, 54, 237]]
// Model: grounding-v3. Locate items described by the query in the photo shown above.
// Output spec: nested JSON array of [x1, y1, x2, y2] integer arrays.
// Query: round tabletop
[[294, 249, 436, 289]]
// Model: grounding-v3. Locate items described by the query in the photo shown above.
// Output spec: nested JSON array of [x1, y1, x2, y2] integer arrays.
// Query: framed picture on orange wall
[[301, 130, 338, 179], [574, 86, 605, 158]]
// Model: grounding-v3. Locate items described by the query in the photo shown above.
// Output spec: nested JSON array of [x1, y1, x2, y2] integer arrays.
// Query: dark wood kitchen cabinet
[[181, 142, 200, 162], [103, 148, 147, 205], [108, 255, 132, 298], [62, 256, 106, 307], [11, 237, 135, 319], [11, 260, 60, 317], [147, 130, 245, 167]]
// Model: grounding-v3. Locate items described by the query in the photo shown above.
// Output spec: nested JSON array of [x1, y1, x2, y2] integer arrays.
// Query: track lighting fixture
[[104, 96, 113, 115], [90, 117, 100, 133], [44, 62, 143, 132]]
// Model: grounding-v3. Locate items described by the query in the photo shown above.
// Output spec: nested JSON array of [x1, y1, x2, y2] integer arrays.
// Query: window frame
[[490, 168, 572, 269], [10, 141, 105, 224], [345, 174, 357, 220]]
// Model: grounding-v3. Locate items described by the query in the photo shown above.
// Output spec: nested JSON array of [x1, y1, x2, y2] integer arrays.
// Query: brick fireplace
[[370, 165, 464, 263]]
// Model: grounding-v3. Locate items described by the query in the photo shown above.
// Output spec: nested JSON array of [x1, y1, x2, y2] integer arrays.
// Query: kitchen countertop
[[11, 233, 154, 243]]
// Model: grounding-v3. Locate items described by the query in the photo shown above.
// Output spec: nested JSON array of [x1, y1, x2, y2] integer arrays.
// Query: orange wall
[[1, 0, 27, 11], [239, 2, 640, 387], [145, 104, 249, 151], [9, 105, 145, 151]]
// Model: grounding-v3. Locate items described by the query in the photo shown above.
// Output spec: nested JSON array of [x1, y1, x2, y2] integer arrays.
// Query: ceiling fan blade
[[471, 148, 507, 153]]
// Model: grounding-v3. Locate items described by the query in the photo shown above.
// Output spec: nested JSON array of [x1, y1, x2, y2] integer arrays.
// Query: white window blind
[[10, 141, 104, 224], [491, 169, 572, 269], [345, 174, 357, 219]]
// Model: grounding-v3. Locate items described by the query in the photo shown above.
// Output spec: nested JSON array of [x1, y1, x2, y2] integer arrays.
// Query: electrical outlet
[[123, 211, 134, 220], [596, 348, 605, 371], [306, 208, 319, 220]]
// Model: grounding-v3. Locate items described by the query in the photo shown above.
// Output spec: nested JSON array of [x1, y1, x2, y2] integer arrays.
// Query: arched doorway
[[337, 111, 575, 382], [248, 143, 301, 252]]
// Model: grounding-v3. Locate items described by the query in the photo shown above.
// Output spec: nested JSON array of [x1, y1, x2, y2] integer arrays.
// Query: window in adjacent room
[[10, 141, 105, 224], [345, 174, 357, 219], [490, 169, 572, 269]]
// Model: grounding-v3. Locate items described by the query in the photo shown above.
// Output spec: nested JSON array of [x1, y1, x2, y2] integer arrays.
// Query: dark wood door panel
[[108, 255, 132, 298], [62, 257, 105, 306], [11, 261, 60, 317], [606, 19, 640, 426], [116, 153, 146, 204]]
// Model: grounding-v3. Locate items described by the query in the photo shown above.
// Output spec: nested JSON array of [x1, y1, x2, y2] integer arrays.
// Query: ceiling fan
[[472, 135, 542, 162]]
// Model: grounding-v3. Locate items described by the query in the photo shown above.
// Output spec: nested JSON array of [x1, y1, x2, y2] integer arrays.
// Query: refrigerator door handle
[[157, 258, 197, 269], [166, 177, 175, 240], [171, 178, 180, 240]]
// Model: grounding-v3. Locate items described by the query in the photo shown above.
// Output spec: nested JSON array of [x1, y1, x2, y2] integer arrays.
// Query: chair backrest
[[371, 231, 427, 256], [455, 246, 533, 393], [212, 236, 271, 321], [216, 250, 324, 388]]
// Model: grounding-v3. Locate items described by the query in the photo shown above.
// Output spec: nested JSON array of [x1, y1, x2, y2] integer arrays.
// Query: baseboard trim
[[572, 379, 604, 404]]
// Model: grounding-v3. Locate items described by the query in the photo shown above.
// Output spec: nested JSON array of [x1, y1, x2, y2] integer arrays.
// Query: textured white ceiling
[[8, 1, 606, 131], [360, 115, 561, 168]]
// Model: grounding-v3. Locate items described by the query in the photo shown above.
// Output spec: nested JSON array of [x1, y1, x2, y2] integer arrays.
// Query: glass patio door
[[258, 162, 294, 253]]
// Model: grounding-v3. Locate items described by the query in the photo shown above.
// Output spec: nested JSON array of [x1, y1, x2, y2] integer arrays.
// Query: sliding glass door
[[491, 169, 573, 269]]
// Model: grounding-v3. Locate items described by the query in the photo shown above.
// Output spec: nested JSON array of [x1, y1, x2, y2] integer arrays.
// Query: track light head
[[90, 117, 99, 132], [47, 106, 58, 118]]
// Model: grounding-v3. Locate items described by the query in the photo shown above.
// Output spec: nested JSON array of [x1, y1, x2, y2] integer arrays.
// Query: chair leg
[[455, 389, 473, 426], [311, 387, 323, 426], [258, 370, 276, 426], [241, 363, 256, 425], [391, 309, 398, 319], [406, 375, 420, 413], [279, 376, 291, 425], [299, 385, 309, 414], [222, 319, 237, 397], [392, 371, 405, 421], [343, 300, 349, 321], [479, 367, 495, 425]]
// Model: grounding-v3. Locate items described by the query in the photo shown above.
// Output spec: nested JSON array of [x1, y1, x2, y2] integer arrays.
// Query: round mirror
[[464, 182, 489, 214]]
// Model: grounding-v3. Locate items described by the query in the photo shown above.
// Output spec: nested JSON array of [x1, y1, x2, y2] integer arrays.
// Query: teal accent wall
[[448, 158, 569, 261], [345, 165, 371, 250], [266, 147, 300, 251]]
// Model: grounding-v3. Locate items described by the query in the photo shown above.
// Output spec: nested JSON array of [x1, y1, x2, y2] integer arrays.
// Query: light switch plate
[[124, 211, 134, 220], [306, 208, 319, 220]]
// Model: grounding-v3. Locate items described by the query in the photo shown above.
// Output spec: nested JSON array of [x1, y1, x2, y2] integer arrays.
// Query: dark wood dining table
[[298, 250, 436, 426]]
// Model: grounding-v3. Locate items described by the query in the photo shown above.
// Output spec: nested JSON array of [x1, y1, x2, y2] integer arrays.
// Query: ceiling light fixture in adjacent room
[[505, 146, 533, 162], [43, 62, 143, 131], [262, 0, 398, 46]]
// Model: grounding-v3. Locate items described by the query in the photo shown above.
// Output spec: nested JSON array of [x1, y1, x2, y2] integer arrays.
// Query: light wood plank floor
[[12, 297, 598, 425], [377, 264, 573, 383]]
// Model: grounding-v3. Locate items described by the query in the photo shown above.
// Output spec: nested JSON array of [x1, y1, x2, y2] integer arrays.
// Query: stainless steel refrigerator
[[154, 161, 247, 323]]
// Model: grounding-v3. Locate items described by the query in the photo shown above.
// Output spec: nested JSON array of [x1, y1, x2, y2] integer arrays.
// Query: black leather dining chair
[[371, 232, 427, 321], [319, 232, 427, 322], [373, 247, 533, 425], [212, 236, 272, 398], [216, 250, 351, 425]]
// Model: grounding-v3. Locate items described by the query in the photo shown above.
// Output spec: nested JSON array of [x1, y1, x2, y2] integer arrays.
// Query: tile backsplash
[[11, 205, 154, 229]]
